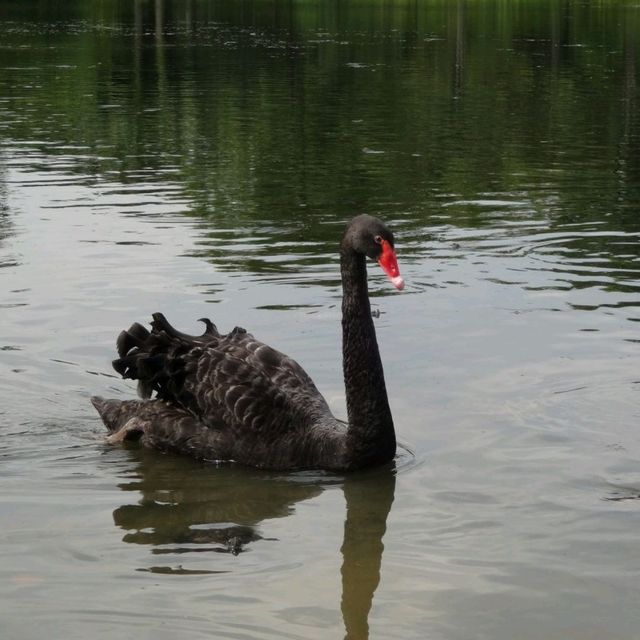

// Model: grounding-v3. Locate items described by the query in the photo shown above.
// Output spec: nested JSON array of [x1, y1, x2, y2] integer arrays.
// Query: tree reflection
[[2, 0, 640, 289], [112, 447, 396, 637], [0, 159, 13, 248]]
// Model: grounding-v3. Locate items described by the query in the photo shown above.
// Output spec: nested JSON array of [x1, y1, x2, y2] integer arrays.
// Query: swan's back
[[95, 313, 344, 468]]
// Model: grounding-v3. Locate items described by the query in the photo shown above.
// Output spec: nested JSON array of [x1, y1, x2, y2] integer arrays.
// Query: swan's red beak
[[378, 240, 405, 290]]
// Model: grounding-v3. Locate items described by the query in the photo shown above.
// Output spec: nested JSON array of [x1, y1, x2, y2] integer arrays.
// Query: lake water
[[1, 1, 639, 638]]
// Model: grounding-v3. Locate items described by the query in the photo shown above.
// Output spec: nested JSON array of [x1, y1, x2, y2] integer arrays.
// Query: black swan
[[91, 214, 404, 471]]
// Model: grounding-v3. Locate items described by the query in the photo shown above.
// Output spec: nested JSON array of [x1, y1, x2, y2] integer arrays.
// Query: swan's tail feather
[[151, 312, 220, 341], [91, 396, 145, 435], [92, 395, 222, 459], [198, 317, 219, 336], [116, 322, 150, 358], [113, 345, 173, 399], [110, 313, 217, 405], [91, 395, 211, 451]]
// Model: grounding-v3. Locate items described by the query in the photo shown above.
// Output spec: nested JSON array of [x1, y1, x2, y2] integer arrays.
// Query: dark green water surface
[[1, 2, 639, 638]]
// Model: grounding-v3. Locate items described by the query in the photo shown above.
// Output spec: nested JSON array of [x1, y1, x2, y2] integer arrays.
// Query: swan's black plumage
[[92, 214, 403, 470]]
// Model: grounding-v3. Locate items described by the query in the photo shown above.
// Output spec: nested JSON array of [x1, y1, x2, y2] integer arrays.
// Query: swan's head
[[344, 214, 405, 290]]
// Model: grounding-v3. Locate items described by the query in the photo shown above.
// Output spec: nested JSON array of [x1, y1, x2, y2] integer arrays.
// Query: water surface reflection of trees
[[1, 0, 639, 230], [1, 1, 639, 300]]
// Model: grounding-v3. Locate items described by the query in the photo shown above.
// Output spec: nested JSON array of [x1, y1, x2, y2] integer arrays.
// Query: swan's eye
[[374, 235, 383, 245]]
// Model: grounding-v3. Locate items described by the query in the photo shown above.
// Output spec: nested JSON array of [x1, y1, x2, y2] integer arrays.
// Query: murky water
[[1, 2, 639, 638]]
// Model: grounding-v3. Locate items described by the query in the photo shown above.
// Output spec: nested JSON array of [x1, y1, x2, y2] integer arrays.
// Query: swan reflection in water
[[112, 447, 396, 637]]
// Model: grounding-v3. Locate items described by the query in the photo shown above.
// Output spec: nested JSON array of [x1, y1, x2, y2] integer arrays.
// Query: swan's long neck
[[340, 247, 396, 468]]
